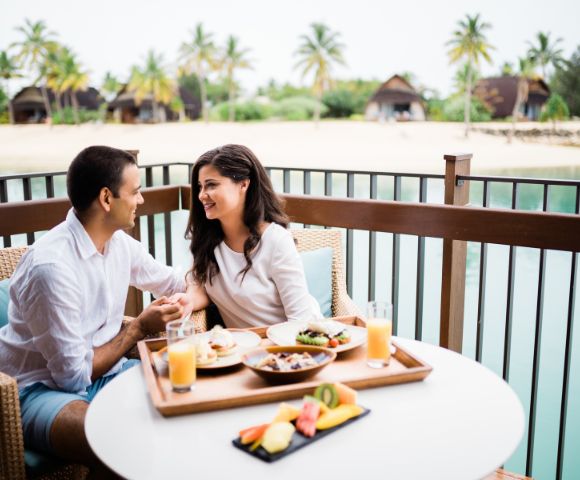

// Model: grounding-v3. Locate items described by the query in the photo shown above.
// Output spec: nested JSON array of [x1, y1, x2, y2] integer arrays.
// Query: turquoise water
[[3, 165, 579, 480]]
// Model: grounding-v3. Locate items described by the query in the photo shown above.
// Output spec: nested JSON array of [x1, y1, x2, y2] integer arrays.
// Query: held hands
[[166, 292, 195, 320], [136, 296, 184, 336]]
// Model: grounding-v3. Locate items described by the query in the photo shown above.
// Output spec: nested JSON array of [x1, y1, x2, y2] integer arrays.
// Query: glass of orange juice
[[166, 320, 196, 392], [366, 301, 393, 368]]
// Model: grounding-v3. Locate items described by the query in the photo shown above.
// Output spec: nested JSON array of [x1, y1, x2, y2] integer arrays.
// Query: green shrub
[[441, 96, 492, 122], [322, 89, 357, 118], [271, 96, 327, 121], [540, 93, 569, 124], [0, 111, 9, 124], [52, 107, 101, 125], [426, 98, 445, 121], [210, 101, 271, 121]]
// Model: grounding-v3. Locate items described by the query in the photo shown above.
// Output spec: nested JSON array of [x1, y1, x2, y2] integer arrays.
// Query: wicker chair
[[291, 228, 360, 317], [0, 247, 88, 480]]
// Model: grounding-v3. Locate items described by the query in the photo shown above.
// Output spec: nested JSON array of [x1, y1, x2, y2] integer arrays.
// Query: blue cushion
[[299, 247, 333, 318], [24, 449, 70, 475], [0, 278, 10, 329]]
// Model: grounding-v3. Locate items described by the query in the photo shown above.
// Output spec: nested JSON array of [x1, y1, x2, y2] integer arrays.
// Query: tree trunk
[[200, 71, 208, 124], [509, 78, 528, 144], [54, 91, 63, 117], [40, 85, 52, 125], [71, 91, 80, 125], [314, 86, 321, 126], [6, 82, 14, 124], [228, 75, 235, 122], [464, 64, 472, 138], [152, 100, 159, 123]]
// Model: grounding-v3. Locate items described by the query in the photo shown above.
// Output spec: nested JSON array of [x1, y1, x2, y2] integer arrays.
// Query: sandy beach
[[1, 121, 579, 176]]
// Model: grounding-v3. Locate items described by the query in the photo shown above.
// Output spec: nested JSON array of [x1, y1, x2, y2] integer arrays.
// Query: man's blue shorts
[[19, 359, 140, 455]]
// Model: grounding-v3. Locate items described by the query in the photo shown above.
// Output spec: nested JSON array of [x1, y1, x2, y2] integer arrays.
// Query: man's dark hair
[[67, 146, 137, 212]]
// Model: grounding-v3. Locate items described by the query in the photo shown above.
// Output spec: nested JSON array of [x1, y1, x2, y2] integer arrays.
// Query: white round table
[[86, 337, 524, 480]]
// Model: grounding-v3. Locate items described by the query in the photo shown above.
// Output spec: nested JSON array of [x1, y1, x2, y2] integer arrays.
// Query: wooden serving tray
[[137, 316, 432, 417]]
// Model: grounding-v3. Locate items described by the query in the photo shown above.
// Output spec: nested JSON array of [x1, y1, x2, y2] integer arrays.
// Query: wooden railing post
[[124, 149, 143, 317], [440, 153, 472, 352]]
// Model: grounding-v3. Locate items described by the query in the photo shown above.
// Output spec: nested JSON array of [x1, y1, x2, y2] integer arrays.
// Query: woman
[[185, 144, 321, 328]]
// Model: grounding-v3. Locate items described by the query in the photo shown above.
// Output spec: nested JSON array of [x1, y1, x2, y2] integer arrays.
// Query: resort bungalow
[[107, 86, 201, 123], [474, 76, 550, 121], [11, 86, 104, 123], [365, 75, 426, 122]]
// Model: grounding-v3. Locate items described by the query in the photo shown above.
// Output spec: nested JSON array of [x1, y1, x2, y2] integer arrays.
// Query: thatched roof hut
[[11, 86, 104, 123], [108, 86, 200, 123], [474, 77, 550, 120], [365, 75, 425, 121]]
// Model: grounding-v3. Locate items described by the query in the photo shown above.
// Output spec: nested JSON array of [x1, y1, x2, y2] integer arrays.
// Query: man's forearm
[[91, 320, 143, 381]]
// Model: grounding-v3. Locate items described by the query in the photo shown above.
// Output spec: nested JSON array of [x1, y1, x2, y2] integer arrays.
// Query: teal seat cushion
[[24, 449, 70, 475], [299, 247, 333, 318], [0, 278, 10, 329]]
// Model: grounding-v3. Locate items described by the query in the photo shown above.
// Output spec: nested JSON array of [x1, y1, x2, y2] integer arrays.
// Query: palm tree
[[128, 50, 174, 123], [0, 51, 22, 124], [178, 23, 217, 123], [102, 72, 120, 102], [508, 57, 537, 143], [527, 32, 565, 80], [221, 36, 252, 122], [294, 23, 346, 124], [45, 47, 89, 124], [447, 14, 494, 138], [11, 19, 58, 122]]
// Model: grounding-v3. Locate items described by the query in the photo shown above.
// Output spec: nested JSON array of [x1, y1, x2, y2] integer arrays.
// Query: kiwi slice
[[314, 383, 339, 409]]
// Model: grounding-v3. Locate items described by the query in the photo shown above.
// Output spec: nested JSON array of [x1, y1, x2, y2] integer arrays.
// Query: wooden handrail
[[0, 186, 180, 235], [3, 185, 578, 251]]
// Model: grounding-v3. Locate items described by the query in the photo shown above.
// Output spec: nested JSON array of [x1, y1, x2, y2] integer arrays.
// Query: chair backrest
[[0, 247, 28, 281], [291, 229, 354, 317]]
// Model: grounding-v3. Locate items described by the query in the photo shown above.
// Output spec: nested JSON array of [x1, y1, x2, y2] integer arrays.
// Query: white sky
[[1, 0, 579, 97]]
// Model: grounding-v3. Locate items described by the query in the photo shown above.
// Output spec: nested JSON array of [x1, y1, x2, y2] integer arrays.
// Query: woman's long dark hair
[[186, 144, 289, 285]]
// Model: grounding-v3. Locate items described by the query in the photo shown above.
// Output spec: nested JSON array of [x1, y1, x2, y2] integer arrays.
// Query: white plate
[[161, 329, 261, 370], [266, 321, 367, 354]]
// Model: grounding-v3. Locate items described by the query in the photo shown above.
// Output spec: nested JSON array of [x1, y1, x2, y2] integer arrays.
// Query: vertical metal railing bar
[[476, 180, 490, 363], [392, 175, 401, 335], [526, 184, 550, 476], [145, 167, 156, 259], [503, 182, 519, 382], [324, 172, 332, 196], [368, 174, 378, 301], [283, 169, 291, 194], [346, 173, 355, 297], [45, 176, 55, 198], [0, 179, 10, 247], [556, 185, 579, 480], [162, 166, 172, 266], [303, 171, 311, 229], [415, 177, 427, 341], [324, 172, 332, 230], [22, 177, 34, 245]]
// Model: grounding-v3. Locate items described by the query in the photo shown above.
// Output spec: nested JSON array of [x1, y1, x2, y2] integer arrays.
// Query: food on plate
[[239, 423, 270, 445], [255, 351, 318, 372], [261, 422, 295, 454], [314, 383, 339, 409], [195, 338, 218, 365], [316, 404, 364, 430], [236, 382, 365, 456], [273, 402, 301, 422], [334, 382, 358, 405], [296, 320, 351, 348], [295, 399, 320, 438], [208, 326, 237, 356]]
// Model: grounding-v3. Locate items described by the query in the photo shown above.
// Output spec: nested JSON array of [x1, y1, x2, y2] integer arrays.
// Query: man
[[0, 146, 194, 477]]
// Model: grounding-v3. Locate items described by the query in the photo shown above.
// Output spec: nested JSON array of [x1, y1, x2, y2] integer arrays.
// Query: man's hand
[[135, 296, 184, 336]]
